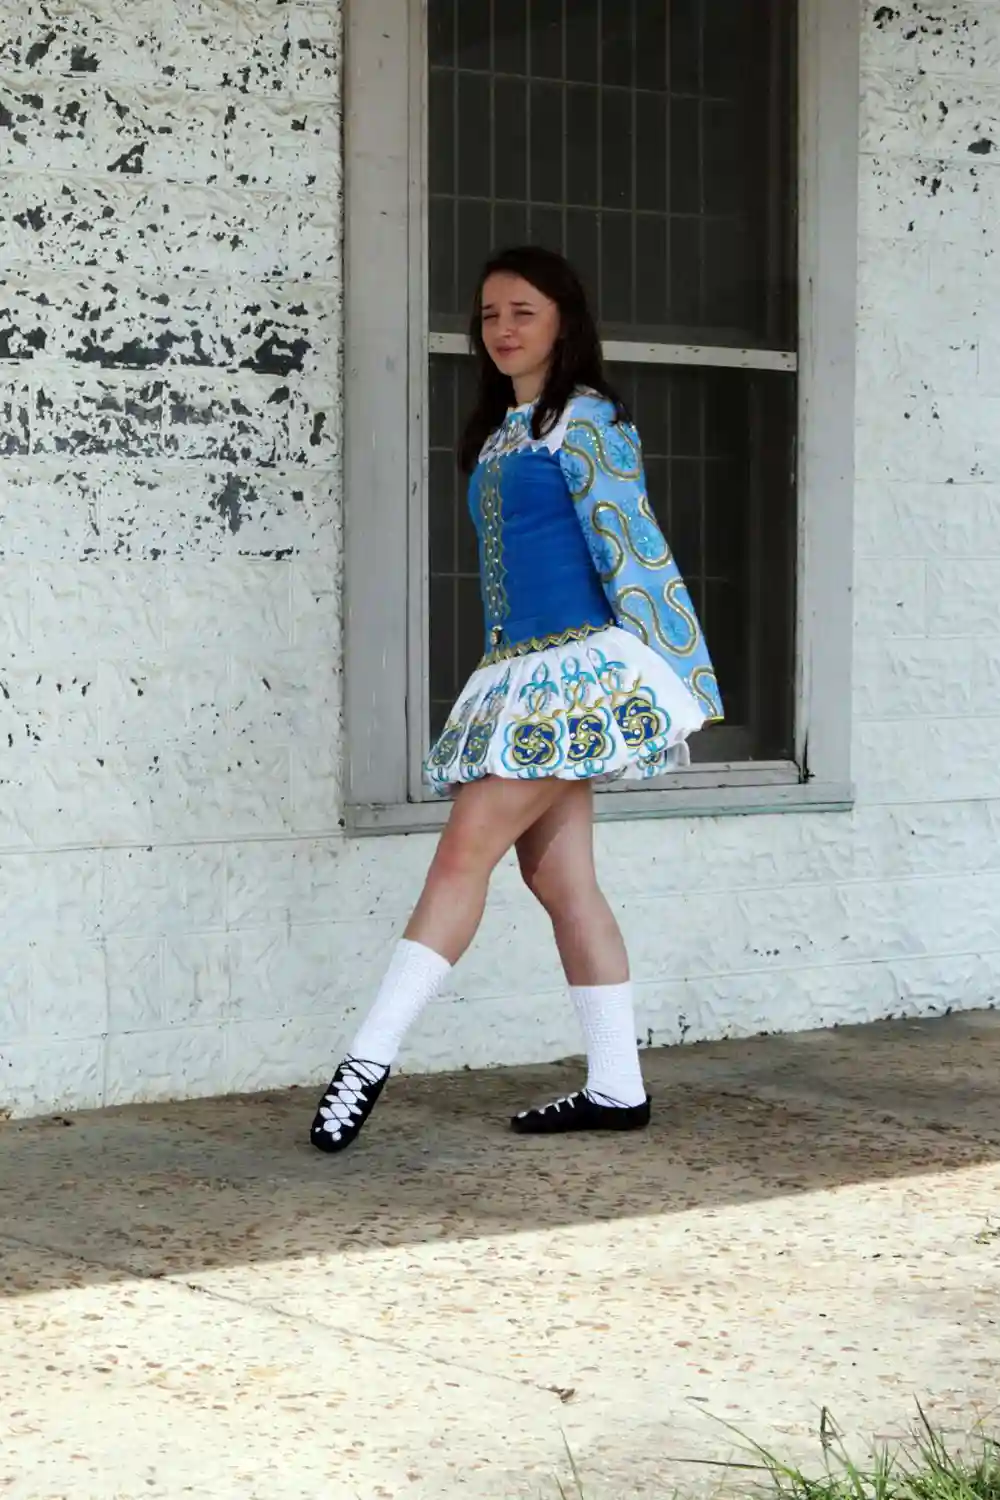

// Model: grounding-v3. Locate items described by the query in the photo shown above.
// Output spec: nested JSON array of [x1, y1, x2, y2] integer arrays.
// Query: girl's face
[[480, 271, 561, 400]]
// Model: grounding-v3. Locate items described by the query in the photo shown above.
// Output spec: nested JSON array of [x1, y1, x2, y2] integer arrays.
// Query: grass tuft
[[552, 1407, 1000, 1500]]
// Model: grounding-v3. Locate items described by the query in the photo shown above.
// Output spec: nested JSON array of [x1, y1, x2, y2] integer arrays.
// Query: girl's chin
[[492, 358, 534, 378]]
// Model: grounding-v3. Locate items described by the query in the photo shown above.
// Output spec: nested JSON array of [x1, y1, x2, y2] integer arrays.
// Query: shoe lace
[[536, 1088, 626, 1115], [320, 1058, 386, 1127]]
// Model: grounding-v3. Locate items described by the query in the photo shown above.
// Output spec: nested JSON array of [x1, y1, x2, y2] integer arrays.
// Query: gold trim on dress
[[478, 621, 610, 668], [479, 461, 509, 635]]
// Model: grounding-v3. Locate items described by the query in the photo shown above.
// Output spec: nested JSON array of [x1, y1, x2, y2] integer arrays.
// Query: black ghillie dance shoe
[[510, 1089, 651, 1135], [310, 1058, 389, 1154]]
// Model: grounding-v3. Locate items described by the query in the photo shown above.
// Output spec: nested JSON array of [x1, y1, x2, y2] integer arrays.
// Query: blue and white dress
[[424, 391, 723, 795]]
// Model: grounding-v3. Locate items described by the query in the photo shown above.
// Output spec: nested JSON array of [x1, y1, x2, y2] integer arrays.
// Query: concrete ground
[[2, 1013, 999, 1500]]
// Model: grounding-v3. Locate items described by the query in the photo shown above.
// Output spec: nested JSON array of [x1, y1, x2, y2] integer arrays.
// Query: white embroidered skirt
[[424, 625, 707, 795]]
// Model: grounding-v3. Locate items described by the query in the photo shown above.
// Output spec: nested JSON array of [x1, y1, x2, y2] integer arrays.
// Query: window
[[426, 0, 797, 764], [344, 0, 859, 832]]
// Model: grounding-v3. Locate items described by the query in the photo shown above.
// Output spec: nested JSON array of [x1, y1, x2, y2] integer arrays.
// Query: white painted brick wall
[[2, 0, 1000, 1118]]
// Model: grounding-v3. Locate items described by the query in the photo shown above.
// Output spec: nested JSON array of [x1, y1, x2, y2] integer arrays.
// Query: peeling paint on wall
[[0, 2, 345, 1110], [0, 2, 342, 571]]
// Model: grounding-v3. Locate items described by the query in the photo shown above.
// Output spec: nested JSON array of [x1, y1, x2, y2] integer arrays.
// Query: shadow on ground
[[2, 1010, 998, 1298]]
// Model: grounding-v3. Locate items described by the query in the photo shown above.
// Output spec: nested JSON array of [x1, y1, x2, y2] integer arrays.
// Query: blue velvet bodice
[[469, 446, 613, 663], [461, 393, 723, 724]]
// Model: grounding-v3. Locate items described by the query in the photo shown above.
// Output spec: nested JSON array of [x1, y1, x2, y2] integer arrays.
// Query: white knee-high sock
[[346, 938, 452, 1069], [570, 982, 647, 1107]]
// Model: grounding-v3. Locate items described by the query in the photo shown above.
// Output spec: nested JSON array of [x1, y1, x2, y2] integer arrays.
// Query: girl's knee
[[521, 860, 595, 918], [430, 829, 494, 886]]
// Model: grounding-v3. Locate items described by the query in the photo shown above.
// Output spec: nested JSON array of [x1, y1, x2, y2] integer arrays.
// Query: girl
[[311, 246, 722, 1154]]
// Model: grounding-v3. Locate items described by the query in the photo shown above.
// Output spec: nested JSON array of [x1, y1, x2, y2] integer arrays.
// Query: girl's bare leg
[[512, 782, 648, 1125], [515, 782, 628, 985], [405, 774, 573, 964]]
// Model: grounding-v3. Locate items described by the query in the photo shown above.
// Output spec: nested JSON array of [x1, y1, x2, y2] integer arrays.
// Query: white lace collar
[[478, 389, 595, 464]]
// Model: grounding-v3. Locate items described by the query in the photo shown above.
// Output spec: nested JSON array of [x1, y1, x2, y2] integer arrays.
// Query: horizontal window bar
[[429, 66, 753, 108], [429, 332, 797, 372], [429, 194, 766, 221]]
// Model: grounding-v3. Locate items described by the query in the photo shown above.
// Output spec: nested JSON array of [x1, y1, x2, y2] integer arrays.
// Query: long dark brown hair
[[458, 245, 628, 473]]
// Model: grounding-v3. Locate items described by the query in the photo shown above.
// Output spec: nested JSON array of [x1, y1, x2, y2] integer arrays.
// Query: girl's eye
[[482, 312, 498, 322]]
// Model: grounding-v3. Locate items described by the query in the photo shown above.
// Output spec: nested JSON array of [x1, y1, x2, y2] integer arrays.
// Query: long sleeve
[[556, 396, 724, 722]]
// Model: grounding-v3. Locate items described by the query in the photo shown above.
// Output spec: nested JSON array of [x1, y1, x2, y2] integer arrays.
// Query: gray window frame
[[343, 0, 859, 835]]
